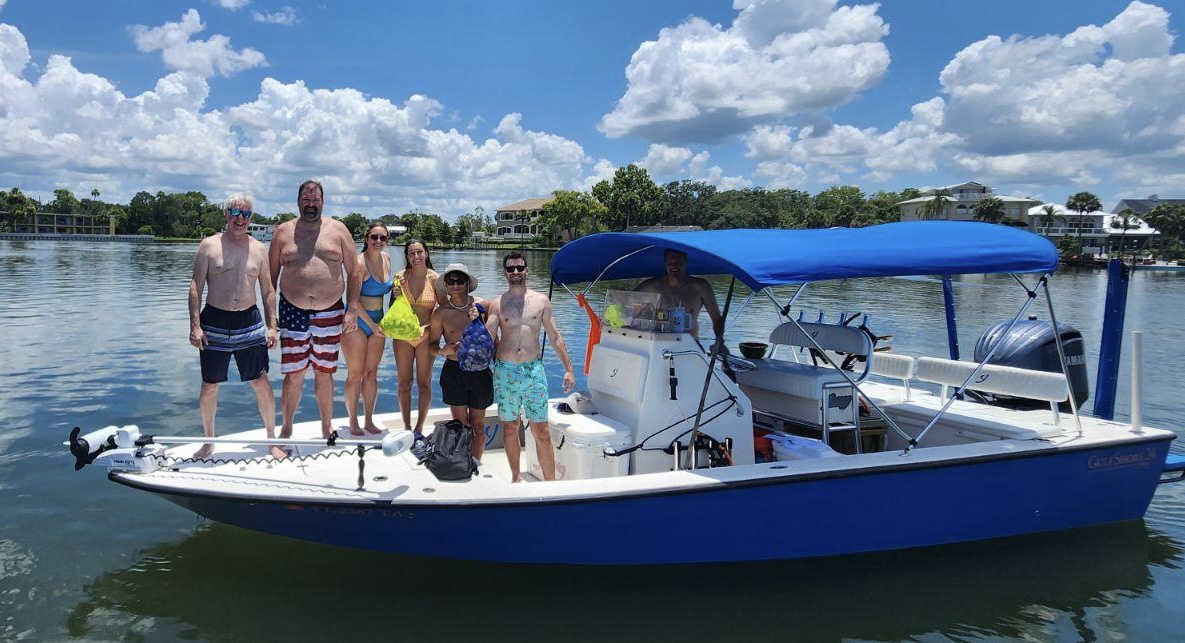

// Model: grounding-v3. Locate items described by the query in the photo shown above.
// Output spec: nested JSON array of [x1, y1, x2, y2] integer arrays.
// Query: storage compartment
[[525, 406, 633, 481]]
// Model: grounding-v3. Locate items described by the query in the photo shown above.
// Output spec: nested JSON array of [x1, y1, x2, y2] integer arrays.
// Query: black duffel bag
[[423, 419, 478, 481]]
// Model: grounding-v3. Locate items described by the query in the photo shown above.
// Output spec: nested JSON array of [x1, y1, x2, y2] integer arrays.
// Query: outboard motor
[[973, 316, 1089, 409]]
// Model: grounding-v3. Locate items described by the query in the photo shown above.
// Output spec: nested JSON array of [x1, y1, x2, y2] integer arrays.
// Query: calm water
[[2, 239, 1184, 641]]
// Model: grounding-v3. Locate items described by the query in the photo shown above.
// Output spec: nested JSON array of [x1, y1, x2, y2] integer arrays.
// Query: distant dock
[[0, 233, 154, 243]]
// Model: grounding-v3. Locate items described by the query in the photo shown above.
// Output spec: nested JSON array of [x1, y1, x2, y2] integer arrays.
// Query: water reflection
[[68, 521, 1178, 641]]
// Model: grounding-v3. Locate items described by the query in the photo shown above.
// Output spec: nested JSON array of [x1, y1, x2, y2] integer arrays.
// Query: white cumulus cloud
[[252, 7, 298, 26], [598, 0, 889, 143], [741, 1, 1185, 197], [213, 0, 250, 10], [131, 9, 267, 78], [0, 22, 601, 218]]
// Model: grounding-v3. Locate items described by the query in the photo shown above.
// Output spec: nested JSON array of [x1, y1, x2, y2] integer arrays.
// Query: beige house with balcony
[[494, 196, 553, 241], [898, 181, 1041, 223]]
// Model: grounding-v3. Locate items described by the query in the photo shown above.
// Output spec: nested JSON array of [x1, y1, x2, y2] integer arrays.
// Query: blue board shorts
[[493, 359, 548, 423], [199, 305, 269, 384]]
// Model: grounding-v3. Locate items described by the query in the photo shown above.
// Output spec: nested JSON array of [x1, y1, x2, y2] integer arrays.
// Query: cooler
[[525, 405, 633, 481]]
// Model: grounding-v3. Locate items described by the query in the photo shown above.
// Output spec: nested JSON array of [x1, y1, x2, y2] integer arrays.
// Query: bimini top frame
[[551, 222, 1071, 451]]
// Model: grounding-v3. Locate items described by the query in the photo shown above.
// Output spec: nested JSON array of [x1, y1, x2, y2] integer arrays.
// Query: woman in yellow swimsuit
[[391, 239, 444, 437]]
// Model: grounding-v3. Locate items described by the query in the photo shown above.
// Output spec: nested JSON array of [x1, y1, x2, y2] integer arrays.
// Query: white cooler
[[525, 407, 633, 481]]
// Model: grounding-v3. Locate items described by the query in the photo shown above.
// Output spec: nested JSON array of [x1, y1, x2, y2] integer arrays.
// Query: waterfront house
[[897, 181, 1042, 223], [1, 210, 114, 235], [494, 196, 553, 242], [1029, 203, 1156, 255]]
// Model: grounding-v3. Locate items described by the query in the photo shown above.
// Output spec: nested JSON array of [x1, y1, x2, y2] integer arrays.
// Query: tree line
[[5, 167, 1185, 258]]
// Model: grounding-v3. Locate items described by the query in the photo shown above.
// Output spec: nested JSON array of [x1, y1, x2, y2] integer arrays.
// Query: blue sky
[[1, 0, 1182, 218]]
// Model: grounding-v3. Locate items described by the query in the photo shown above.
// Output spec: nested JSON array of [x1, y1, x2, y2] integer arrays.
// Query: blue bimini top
[[549, 221, 1059, 292]]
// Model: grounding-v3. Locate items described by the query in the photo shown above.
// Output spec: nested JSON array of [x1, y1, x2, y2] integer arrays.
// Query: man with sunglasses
[[486, 252, 575, 481], [268, 179, 361, 440], [188, 193, 285, 459], [428, 263, 493, 459]]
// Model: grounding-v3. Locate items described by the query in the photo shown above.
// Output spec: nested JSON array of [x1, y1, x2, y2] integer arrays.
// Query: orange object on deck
[[576, 293, 602, 375]]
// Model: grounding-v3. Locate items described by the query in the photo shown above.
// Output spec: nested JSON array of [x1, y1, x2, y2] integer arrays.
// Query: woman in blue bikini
[[342, 222, 393, 436]]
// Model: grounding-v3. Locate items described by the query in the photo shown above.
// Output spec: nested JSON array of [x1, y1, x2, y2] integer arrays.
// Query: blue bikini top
[[360, 273, 394, 297]]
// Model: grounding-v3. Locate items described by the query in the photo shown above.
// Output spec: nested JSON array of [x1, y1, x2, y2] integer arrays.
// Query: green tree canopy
[[812, 186, 865, 228], [339, 212, 369, 240], [593, 164, 662, 230], [453, 206, 494, 244], [542, 190, 606, 241], [659, 180, 717, 227], [49, 188, 81, 214]]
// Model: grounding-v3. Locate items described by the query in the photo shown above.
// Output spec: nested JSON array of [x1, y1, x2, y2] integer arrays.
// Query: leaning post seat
[[736, 321, 874, 451]]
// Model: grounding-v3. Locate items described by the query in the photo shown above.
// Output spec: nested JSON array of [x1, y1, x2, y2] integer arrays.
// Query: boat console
[[526, 293, 755, 480]]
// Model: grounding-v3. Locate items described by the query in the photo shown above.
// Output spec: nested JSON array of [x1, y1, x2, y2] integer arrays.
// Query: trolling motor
[[69, 425, 128, 470], [68, 423, 416, 474]]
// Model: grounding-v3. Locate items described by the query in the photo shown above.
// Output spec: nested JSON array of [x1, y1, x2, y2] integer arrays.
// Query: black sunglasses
[[444, 276, 468, 285], [504, 265, 527, 273], [369, 234, 388, 242]]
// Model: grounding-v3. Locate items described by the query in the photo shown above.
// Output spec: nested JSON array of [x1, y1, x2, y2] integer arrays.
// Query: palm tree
[[971, 196, 1007, 223], [1065, 191, 1102, 254], [1037, 204, 1066, 239], [1109, 208, 1142, 260], [919, 188, 952, 220], [1144, 204, 1185, 259]]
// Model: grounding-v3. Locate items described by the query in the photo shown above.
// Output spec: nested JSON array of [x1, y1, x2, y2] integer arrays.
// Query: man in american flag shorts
[[268, 180, 362, 439]]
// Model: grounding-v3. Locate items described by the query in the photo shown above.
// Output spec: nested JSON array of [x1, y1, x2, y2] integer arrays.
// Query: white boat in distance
[[70, 222, 1185, 564], [247, 223, 274, 242]]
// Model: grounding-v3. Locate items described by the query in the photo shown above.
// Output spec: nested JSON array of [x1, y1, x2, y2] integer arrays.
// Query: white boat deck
[[114, 402, 1168, 507]]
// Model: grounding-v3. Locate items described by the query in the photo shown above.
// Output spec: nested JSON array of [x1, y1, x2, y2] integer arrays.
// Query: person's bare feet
[[194, 443, 215, 459], [269, 445, 289, 460], [363, 423, 383, 435], [349, 424, 365, 437]]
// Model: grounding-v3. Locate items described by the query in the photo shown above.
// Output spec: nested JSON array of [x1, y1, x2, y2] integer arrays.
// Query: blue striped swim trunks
[[199, 305, 269, 383]]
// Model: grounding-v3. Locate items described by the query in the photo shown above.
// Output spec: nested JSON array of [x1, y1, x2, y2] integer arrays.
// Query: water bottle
[[670, 306, 686, 333]]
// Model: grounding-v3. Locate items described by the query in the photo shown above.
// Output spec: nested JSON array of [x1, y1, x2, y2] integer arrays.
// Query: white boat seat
[[737, 359, 853, 398], [736, 321, 874, 396], [737, 322, 874, 451], [868, 352, 915, 401], [877, 357, 1073, 440], [913, 357, 1070, 403]]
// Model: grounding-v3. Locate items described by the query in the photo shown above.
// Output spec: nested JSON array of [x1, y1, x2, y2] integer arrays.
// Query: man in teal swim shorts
[[486, 252, 575, 481]]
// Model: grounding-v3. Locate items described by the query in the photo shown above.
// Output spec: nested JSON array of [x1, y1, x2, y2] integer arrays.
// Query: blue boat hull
[[118, 437, 1172, 564]]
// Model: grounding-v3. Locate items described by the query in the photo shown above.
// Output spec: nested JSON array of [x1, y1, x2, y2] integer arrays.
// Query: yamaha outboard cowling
[[973, 316, 1089, 409]]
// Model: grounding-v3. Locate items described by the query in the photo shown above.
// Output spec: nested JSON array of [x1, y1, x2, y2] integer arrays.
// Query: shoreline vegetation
[[3, 165, 1182, 260]]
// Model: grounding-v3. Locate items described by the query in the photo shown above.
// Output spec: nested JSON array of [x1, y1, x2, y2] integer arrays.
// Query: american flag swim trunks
[[278, 294, 345, 374]]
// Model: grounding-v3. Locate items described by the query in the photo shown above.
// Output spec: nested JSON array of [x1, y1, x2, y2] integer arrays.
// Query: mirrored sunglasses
[[227, 208, 252, 219]]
